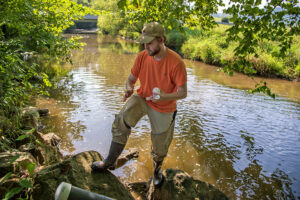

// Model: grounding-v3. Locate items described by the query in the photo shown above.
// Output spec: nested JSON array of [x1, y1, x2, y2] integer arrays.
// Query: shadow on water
[[38, 34, 300, 199]]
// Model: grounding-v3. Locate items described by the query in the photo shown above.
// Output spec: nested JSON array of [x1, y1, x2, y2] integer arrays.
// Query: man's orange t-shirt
[[131, 48, 187, 113]]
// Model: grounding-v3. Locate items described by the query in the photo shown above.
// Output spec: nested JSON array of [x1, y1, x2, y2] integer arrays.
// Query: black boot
[[91, 141, 125, 172], [153, 160, 164, 189]]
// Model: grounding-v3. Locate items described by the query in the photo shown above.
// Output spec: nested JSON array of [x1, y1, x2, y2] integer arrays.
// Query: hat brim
[[136, 35, 155, 44]]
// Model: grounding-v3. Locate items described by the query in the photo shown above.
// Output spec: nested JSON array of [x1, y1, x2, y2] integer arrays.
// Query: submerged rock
[[20, 107, 49, 132], [128, 168, 230, 200], [32, 151, 134, 200]]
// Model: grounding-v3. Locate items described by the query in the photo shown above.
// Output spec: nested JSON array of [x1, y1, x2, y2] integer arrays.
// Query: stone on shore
[[0, 150, 36, 177], [32, 151, 134, 200]]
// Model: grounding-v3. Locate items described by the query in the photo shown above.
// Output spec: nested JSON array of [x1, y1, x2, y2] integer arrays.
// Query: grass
[[179, 24, 300, 79]]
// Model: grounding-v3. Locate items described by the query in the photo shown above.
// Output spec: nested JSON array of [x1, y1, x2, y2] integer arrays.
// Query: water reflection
[[36, 79, 86, 152], [39, 34, 299, 199]]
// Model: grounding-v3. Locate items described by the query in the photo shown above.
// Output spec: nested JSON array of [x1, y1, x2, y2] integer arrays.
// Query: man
[[91, 22, 187, 188]]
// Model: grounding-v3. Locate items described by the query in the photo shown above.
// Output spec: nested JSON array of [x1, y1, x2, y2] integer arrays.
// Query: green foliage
[[0, 0, 94, 143], [118, 0, 222, 31], [166, 29, 187, 54], [225, 0, 299, 58], [0, 155, 36, 200], [248, 81, 275, 99], [0, 173, 12, 186], [92, 0, 123, 35], [223, 0, 299, 96], [184, 38, 222, 65], [0, 166, 36, 200], [182, 25, 299, 79], [250, 52, 284, 76], [91, 0, 143, 38], [74, 0, 92, 6], [295, 63, 300, 76]]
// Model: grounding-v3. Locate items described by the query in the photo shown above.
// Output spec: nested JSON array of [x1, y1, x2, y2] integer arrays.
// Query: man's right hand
[[123, 73, 136, 102], [123, 88, 133, 102]]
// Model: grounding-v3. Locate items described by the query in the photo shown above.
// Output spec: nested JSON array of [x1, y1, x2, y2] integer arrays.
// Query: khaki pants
[[112, 94, 176, 162]]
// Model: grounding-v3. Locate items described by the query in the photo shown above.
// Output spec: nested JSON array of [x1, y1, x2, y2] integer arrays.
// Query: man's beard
[[146, 46, 161, 57]]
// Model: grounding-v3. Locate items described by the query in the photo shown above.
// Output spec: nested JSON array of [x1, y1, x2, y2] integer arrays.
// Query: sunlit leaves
[[248, 80, 275, 98], [118, 0, 223, 31], [225, 0, 299, 58], [223, 0, 299, 97], [26, 163, 36, 177]]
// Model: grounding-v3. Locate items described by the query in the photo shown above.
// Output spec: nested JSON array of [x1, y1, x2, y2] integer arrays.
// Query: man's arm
[[152, 82, 187, 102], [123, 73, 136, 102]]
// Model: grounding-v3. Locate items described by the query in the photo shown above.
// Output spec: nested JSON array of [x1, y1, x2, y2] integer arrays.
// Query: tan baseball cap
[[136, 22, 166, 44]]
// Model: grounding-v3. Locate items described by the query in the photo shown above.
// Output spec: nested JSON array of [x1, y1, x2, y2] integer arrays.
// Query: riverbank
[[178, 25, 300, 81]]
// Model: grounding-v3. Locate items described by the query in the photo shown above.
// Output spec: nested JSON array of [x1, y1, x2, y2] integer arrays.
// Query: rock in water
[[146, 168, 230, 200], [32, 151, 134, 200]]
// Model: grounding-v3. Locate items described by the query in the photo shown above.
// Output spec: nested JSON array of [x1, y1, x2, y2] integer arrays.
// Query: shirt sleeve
[[172, 60, 187, 87], [131, 52, 143, 83]]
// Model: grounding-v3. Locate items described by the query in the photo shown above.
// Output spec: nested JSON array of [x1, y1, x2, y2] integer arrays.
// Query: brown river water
[[37, 34, 300, 199]]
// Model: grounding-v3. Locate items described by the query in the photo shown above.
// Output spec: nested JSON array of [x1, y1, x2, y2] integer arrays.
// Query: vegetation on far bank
[[96, 17, 300, 80], [181, 25, 300, 80]]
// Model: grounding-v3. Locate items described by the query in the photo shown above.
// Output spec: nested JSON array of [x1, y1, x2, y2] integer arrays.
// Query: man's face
[[144, 38, 161, 57]]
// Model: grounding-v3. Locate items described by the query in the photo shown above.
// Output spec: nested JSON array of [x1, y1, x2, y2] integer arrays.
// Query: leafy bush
[[295, 64, 300, 76], [0, 0, 93, 145], [251, 53, 284, 76], [166, 29, 186, 54]]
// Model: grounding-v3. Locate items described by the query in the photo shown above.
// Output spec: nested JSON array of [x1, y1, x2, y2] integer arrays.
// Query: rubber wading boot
[[153, 160, 164, 189], [91, 141, 125, 172]]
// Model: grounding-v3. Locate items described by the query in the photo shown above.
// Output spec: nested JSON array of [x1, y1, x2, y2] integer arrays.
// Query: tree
[[117, 0, 222, 31], [0, 0, 95, 141]]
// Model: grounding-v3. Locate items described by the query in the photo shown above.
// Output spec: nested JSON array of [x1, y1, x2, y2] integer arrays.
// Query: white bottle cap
[[153, 87, 160, 94]]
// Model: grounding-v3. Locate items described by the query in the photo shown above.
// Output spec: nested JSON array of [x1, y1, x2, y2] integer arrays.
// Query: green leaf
[[23, 128, 35, 135], [16, 134, 28, 141], [117, 0, 127, 9], [19, 179, 32, 188], [26, 163, 36, 177], [4, 187, 23, 200], [9, 154, 20, 164], [35, 139, 45, 147], [0, 172, 12, 186]]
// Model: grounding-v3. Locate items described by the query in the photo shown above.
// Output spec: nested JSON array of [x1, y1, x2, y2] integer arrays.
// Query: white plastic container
[[152, 87, 160, 100]]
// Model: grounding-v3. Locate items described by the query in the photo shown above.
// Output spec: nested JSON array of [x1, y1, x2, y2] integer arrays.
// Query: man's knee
[[122, 94, 146, 127], [111, 114, 131, 144]]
